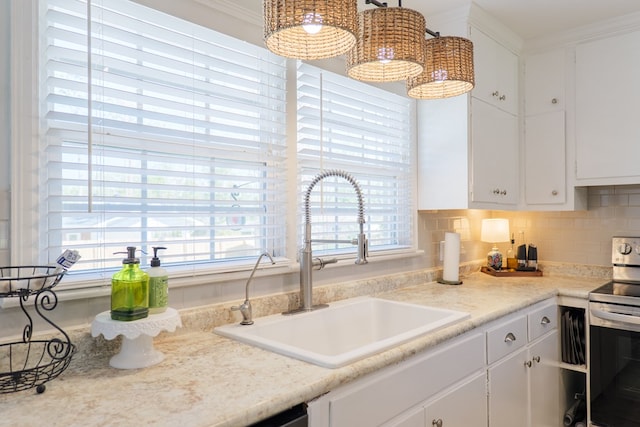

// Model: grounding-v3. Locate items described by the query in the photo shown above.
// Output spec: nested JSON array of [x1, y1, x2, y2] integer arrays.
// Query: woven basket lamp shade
[[407, 36, 475, 99], [347, 7, 426, 82], [263, 0, 358, 60]]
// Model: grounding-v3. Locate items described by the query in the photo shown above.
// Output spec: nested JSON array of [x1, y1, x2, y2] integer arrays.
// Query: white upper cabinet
[[471, 97, 519, 205], [525, 49, 565, 116], [575, 29, 640, 185], [417, 10, 522, 210], [471, 26, 519, 115], [524, 49, 567, 206], [522, 48, 587, 210]]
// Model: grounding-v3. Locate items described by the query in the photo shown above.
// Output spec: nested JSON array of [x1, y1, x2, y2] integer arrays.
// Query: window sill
[[0, 249, 424, 309]]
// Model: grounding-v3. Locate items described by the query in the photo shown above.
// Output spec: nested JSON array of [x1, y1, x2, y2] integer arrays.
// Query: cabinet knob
[[432, 419, 443, 427], [540, 316, 551, 325], [551, 190, 558, 196], [504, 332, 516, 343], [499, 94, 506, 101], [492, 90, 500, 98], [524, 360, 532, 368], [500, 189, 507, 196], [532, 355, 541, 364], [551, 98, 558, 104]]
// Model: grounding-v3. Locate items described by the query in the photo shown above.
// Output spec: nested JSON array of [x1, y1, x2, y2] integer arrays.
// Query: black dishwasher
[[249, 404, 308, 427]]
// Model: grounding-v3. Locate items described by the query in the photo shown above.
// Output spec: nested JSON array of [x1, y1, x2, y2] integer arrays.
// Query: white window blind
[[41, 0, 287, 276], [297, 63, 414, 255]]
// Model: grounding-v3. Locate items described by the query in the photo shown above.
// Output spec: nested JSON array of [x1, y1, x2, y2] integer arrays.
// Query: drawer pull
[[432, 419, 443, 427], [532, 356, 541, 363], [524, 360, 532, 368], [540, 316, 551, 325], [504, 332, 516, 343]]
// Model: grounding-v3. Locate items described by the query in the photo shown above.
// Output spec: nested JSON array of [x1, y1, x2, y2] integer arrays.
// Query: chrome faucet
[[286, 169, 368, 314], [231, 251, 275, 325]]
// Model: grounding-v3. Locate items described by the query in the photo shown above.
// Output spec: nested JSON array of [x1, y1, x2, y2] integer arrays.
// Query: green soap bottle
[[111, 246, 149, 321], [147, 246, 168, 314]]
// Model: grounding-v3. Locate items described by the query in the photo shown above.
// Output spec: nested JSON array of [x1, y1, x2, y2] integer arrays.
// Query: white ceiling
[[238, 0, 640, 41]]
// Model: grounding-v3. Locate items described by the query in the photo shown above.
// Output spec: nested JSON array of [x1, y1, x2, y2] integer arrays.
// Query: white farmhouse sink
[[214, 297, 470, 368]]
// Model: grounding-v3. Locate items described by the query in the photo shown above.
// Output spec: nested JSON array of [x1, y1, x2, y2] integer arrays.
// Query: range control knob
[[618, 243, 633, 255]]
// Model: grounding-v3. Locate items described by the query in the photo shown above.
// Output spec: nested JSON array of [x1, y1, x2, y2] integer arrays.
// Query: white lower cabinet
[[384, 372, 488, 427], [424, 373, 488, 427], [307, 332, 485, 427], [529, 331, 561, 427], [307, 299, 561, 427], [487, 312, 560, 427]]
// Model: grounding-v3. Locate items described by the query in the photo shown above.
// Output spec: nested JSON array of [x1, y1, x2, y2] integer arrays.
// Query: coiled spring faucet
[[286, 169, 368, 314]]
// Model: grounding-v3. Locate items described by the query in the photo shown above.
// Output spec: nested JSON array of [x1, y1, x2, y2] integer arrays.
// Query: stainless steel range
[[590, 236, 640, 427]]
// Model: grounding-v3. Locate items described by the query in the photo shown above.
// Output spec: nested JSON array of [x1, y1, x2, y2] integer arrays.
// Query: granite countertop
[[0, 270, 608, 427]]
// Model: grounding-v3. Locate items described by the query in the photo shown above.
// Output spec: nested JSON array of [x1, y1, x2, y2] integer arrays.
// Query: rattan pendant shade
[[263, 0, 358, 60], [347, 7, 426, 82], [407, 36, 475, 99]]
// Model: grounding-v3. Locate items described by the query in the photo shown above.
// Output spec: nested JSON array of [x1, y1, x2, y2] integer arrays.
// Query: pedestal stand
[[91, 308, 182, 369]]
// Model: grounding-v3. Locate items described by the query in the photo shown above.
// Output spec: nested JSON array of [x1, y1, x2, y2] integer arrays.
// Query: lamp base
[[487, 246, 503, 270]]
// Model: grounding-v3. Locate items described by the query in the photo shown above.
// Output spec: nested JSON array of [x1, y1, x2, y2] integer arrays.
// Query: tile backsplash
[[418, 185, 640, 268]]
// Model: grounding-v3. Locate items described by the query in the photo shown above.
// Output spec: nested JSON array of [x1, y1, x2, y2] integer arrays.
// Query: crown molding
[[524, 10, 640, 53], [468, 3, 523, 54]]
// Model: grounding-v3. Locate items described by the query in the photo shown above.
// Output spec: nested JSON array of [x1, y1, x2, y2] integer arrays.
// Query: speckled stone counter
[[0, 268, 609, 427]]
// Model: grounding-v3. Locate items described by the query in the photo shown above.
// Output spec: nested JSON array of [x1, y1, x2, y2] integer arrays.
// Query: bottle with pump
[[111, 246, 150, 321], [506, 233, 517, 270], [147, 246, 168, 314]]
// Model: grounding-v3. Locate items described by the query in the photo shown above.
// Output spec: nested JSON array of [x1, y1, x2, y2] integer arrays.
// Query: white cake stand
[[91, 308, 182, 369]]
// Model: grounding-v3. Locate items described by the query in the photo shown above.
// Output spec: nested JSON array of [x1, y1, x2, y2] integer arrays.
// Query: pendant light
[[347, 3, 426, 82], [263, 0, 358, 60], [407, 35, 475, 99]]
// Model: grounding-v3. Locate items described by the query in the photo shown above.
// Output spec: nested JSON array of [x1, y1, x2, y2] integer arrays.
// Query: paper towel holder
[[439, 231, 462, 285], [438, 278, 463, 285]]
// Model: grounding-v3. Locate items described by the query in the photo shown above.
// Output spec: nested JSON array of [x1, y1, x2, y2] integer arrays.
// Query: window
[[41, 0, 287, 276], [297, 63, 414, 256]]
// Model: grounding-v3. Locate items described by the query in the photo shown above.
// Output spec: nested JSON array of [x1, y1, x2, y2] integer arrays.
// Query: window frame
[[8, 0, 419, 298]]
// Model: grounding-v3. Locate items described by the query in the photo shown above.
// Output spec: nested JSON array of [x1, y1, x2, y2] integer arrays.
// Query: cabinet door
[[471, 99, 518, 205], [525, 49, 565, 116], [488, 346, 529, 427], [530, 330, 561, 427], [425, 373, 488, 427], [471, 27, 518, 115], [326, 333, 484, 426], [575, 30, 640, 183], [524, 111, 566, 205], [383, 405, 425, 427]]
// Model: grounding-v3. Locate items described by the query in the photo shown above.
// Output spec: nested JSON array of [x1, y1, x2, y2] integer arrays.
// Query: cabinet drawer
[[487, 315, 527, 364], [329, 333, 485, 427], [528, 303, 557, 342]]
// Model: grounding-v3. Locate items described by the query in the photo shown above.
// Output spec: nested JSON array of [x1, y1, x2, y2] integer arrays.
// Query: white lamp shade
[[481, 219, 510, 243]]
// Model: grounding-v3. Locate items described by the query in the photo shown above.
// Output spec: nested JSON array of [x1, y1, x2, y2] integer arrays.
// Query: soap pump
[[147, 246, 168, 314], [110, 246, 150, 321]]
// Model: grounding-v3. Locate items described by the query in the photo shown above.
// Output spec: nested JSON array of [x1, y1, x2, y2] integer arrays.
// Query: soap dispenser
[[111, 246, 150, 321], [147, 246, 168, 314]]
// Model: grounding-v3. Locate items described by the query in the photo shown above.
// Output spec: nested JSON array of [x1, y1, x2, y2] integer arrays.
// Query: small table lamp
[[481, 218, 510, 270]]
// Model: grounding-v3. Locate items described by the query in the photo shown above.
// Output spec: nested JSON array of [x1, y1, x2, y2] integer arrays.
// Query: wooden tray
[[481, 266, 543, 277]]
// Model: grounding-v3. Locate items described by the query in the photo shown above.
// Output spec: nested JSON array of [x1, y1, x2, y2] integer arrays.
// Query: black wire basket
[[0, 340, 76, 394], [0, 266, 75, 394], [0, 266, 66, 297]]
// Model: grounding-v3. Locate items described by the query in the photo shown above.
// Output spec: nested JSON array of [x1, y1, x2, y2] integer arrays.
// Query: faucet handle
[[231, 300, 254, 325], [312, 257, 338, 271]]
